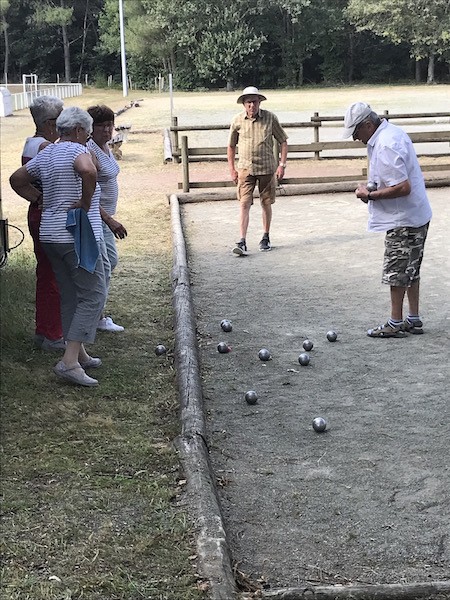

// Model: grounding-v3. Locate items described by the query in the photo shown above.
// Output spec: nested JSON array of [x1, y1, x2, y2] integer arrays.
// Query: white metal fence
[[8, 83, 83, 111]]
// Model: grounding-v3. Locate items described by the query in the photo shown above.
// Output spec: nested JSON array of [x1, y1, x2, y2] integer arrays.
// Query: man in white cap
[[228, 86, 288, 255], [343, 102, 432, 338]]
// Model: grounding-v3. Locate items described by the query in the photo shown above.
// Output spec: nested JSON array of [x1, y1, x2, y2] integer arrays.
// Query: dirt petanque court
[[180, 186, 450, 595]]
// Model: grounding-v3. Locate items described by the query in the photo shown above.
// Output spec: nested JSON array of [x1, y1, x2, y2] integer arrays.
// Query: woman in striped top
[[10, 107, 107, 387], [87, 104, 127, 333]]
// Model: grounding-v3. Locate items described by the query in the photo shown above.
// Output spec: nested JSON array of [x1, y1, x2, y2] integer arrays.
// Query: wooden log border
[[262, 580, 450, 599], [169, 193, 237, 599]]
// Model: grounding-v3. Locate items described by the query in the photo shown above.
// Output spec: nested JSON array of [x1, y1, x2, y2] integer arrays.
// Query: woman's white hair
[[29, 95, 64, 127], [56, 106, 93, 136]]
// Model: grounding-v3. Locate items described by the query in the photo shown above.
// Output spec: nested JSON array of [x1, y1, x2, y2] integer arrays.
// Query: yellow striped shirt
[[228, 109, 288, 175]]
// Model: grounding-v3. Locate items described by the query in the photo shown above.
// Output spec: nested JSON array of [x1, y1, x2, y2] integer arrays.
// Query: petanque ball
[[367, 181, 377, 192], [303, 339, 313, 351], [217, 341, 231, 354], [258, 348, 271, 361], [298, 353, 310, 366], [245, 390, 258, 405], [155, 344, 167, 356], [326, 330, 338, 342], [220, 320, 233, 332], [312, 417, 327, 432]]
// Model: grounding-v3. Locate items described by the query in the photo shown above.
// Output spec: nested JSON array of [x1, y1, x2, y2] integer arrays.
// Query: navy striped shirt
[[25, 142, 102, 243]]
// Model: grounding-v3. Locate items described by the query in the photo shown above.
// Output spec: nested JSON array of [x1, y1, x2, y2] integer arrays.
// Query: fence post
[[172, 116, 181, 163], [314, 112, 320, 160], [181, 135, 190, 193], [384, 109, 389, 121]]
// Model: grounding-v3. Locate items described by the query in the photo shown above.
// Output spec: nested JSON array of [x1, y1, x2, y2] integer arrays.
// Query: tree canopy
[[1, 0, 449, 87]]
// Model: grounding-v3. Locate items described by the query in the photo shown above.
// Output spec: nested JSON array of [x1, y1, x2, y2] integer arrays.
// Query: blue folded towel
[[66, 208, 99, 273]]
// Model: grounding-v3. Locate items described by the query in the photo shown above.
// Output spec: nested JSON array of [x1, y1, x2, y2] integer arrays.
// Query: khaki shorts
[[382, 223, 429, 287], [237, 170, 276, 206]]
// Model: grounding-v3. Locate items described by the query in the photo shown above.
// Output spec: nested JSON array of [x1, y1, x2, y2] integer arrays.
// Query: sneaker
[[259, 236, 271, 251], [367, 322, 407, 338], [97, 316, 124, 332], [402, 318, 424, 335], [39, 336, 66, 352], [53, 361, 98, 387], [232, 241, 248, 256]]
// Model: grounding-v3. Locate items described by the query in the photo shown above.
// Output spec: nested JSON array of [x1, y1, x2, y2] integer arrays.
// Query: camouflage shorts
[[382, 223, 429, 287]]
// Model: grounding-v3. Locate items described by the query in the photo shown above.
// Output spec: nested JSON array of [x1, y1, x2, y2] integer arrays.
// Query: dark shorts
[[382, 223, 429, 287], [237, 170, 276, 206]]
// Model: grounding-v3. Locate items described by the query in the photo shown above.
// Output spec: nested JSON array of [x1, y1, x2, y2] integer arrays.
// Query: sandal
[[367, 322, 406, 338]]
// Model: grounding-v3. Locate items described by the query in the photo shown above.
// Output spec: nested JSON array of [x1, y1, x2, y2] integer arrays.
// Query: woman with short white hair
[[10, 106, 107, 387], [23, 95, 64, 352]]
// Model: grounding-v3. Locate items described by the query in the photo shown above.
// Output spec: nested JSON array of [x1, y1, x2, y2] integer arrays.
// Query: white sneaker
[[97, 316, 124, 332]]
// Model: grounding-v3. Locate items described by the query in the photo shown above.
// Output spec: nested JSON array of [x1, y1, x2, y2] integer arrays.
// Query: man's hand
[[355, 183, 370, 204], [276, 165, 285, 181], [230, 168, 238, 184]]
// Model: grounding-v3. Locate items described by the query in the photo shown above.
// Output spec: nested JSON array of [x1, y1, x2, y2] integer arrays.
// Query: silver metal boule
[[221, 320, 233, 332], [298, 353, 310, 366], [245, 390, 258, 405], [326, 330, 337, 342], [312, 417, 327, 432], [155, 344, 167, 356], [367, 181, 377, 192], [258, 348, 271, 361], [217, 342, 230, 353], [303, 339, 313, 351]]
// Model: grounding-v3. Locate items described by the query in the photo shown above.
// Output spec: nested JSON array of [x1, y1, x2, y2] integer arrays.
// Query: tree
[[0, 0, 10, 83], [30, 0, 74, 82], [346, 0, 450, 83]]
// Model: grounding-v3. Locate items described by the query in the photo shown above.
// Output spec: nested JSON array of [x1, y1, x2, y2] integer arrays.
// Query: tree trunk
[[415, 59, 421, 82], [2, 16, 9, 85], [60, 0, 71, 82], [226, 78, 233, 91], [77, 0, 89, 83], [427, 53, 435, 84], [347, 31, 354, 84], [298, 61, 304, 87]]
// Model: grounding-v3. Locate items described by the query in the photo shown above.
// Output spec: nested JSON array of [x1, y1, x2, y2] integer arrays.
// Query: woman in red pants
[[22, 95, 65, 351]]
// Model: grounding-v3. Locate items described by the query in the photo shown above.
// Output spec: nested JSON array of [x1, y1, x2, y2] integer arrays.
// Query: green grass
[[0, 250, 204, 600]]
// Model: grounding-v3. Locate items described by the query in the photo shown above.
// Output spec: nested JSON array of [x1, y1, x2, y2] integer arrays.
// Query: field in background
[[0, 84, 448, 599]]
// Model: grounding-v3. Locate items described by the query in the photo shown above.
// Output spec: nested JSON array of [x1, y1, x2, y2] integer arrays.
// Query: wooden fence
[[168, 111, 450, 192]]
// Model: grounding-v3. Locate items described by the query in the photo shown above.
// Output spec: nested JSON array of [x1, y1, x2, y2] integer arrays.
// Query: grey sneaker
[[402, 318, 424, 334], [233, 241, 248, 256], [259, 236, 271, 251], [53, 361, 98, 387], [40, 337, 66, 352]]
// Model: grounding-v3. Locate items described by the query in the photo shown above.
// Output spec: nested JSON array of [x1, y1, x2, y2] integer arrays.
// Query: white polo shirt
[[366, 120, 432, 232]]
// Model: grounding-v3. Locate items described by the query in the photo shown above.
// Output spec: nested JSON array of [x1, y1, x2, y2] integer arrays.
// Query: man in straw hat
[[228, 86, 288, 255], [343, 101, 432, 338]]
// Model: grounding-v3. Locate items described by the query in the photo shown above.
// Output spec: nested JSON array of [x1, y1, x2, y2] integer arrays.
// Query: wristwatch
[[279, 162, 286, 168], [367, 192, 374, 201]]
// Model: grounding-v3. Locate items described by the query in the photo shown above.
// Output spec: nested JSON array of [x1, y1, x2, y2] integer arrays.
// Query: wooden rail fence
[[168, 111, 450, 192]]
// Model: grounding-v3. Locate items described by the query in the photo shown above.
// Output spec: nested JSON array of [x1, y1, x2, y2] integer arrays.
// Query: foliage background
[[1, 0, 449, 89]]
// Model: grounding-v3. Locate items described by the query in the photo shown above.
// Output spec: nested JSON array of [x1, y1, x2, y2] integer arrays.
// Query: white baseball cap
[[342, 102, 373, 138], [237, 86, 267, 104]]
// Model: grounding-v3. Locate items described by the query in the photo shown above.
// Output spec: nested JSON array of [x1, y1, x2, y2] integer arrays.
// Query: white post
[[169, 73, 173, 122], [118, 0, 128, 97]]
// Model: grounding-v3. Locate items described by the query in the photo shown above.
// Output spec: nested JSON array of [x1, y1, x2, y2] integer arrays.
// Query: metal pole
[[118, 0, 128, 97]]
